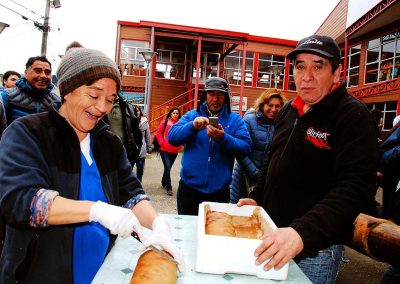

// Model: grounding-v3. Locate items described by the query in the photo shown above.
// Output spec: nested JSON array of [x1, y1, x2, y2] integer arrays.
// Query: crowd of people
[[0, 34, 398, 284]]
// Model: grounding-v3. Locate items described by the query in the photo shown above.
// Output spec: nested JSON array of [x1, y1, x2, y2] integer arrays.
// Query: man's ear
[[333, 64, 342, 84]]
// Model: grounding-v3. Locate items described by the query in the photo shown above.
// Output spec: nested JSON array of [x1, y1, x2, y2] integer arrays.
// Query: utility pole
[[40, 0, 50, 56], [40, 0, 61, 56]]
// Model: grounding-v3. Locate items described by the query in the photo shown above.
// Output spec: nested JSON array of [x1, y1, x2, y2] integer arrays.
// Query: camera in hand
[[209, 116, 219, 127]]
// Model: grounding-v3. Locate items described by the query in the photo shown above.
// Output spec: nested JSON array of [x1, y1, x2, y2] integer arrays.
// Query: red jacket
[[156, 118, 182, 154]]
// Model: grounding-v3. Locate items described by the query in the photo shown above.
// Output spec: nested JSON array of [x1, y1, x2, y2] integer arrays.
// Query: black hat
[[204, 77, 229, 94], [197, 77, 231, 113], [286, 35, 340, 62]]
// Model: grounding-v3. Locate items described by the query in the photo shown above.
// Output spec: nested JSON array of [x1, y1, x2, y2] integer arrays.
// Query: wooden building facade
[[115, 21, 297, 132], [316, 0, 400, 131]]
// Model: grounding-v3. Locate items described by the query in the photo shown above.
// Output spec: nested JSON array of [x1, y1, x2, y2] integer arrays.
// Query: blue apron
[[73, 136, 109, 284]]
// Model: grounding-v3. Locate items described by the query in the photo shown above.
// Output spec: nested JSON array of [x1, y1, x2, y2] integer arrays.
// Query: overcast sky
[[0, 0, 340, 74]]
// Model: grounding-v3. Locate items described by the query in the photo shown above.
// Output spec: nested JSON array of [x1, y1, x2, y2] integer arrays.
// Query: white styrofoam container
[[195, 202, 289, 280]]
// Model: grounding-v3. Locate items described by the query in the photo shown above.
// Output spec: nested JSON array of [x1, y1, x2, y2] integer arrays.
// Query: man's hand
[[193, 117, 208, 130], [207, 124, 224, 141], [254, 227, 304, 270], [237, 198, 258, 207]]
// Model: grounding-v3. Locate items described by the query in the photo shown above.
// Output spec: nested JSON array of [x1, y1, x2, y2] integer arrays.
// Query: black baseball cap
[[286, 35, 340, 62]]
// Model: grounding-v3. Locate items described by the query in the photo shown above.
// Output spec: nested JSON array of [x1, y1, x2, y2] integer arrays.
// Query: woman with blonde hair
[[230, 89, 286, 203]]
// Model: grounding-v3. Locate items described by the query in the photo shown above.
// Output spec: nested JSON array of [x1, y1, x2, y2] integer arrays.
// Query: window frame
[[155, 49, 187, 80], [364, 31, 400, 84], [257, 53, 285, 89], [223, 50, 254, 86], [119, 40, 150, 76]]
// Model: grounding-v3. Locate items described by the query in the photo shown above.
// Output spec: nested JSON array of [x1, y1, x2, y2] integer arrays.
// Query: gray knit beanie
[[57, 47, 121, 99]]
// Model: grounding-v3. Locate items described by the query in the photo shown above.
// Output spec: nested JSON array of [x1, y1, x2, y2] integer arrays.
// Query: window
[[365, 31, 400, 84], [224, 50, 254, 86], [257, 53, 285, 89], [367, 102, 398, 131], [346, 44, 361, 87], [288, 62, 296, 91], [191, 52, 220, 84], [156, 49, 186, 80], [119, 40, 150, 76]]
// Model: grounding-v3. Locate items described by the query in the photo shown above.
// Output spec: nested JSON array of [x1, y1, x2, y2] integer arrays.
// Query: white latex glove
[[89, 201, 143, 239], [145, 216, 186, 273]]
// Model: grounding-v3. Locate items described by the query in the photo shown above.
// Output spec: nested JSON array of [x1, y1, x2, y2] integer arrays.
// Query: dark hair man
[[0, 56, 60, 253], [1, 56, 60, 125], [1, 70, 21, 89], [239, 35, 378, 283], [168, 77, 252, 215]]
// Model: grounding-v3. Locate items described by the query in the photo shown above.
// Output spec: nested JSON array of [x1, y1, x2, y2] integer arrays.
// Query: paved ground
[[139, 152, 389, 283]]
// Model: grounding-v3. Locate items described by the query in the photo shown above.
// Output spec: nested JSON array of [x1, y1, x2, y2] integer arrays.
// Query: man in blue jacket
[[168, 77, 251, 215]]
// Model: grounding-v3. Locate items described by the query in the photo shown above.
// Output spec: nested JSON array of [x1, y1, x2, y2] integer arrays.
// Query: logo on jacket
[[305, 127, 331, 150]]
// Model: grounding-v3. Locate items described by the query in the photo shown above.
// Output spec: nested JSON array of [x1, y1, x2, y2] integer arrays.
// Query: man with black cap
[[238, 35, 378, 283], [168, 77, 251, 215]]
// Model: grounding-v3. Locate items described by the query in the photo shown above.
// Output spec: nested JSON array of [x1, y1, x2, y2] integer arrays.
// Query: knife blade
[[131, 231, 179, 265]]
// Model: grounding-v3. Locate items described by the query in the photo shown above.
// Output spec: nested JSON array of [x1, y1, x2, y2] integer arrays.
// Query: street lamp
[[0, 22, 9, 34], [266, 65, 285, 89], [139, 51, 157, 115]]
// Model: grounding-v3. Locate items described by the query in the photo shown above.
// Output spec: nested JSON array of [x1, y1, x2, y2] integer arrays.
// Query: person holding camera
[[168, 77, 251, 215]]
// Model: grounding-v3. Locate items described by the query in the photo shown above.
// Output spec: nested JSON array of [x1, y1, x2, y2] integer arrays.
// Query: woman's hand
[[144, 216, 185, 273], [89, 201, 143, 238]]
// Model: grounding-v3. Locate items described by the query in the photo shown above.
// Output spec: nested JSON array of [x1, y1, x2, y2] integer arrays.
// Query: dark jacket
[[250, 83, 378, 258], [0, 105, 145, 283], [104, 94, 142, 165], [379, 127, 400, 224], [230, 109, 275, 203], [1, 77, 60, 125], [0, 97, 5, 138]]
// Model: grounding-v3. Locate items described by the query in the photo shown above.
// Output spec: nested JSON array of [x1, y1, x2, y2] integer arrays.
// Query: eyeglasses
[[171, 112, 179, 115]]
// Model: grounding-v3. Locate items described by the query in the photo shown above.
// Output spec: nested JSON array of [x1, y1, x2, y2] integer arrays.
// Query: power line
[[0, 3, 34, 22], [0, 3, 48, 32], [8, 0, 44, 18]]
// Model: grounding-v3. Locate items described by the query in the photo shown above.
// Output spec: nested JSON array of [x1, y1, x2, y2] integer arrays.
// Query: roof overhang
[[117, 20, 297, 47], [346, 0, 400, 40]]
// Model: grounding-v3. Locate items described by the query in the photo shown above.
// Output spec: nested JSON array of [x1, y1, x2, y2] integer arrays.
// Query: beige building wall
[[315, 0, 348, 44]]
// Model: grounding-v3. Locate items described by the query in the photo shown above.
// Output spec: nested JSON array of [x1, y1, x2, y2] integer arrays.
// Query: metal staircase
[[148, 88, 196, 134]]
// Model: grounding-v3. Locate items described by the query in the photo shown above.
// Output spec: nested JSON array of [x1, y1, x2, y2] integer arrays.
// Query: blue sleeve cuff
[[124, 194, 151, 209]]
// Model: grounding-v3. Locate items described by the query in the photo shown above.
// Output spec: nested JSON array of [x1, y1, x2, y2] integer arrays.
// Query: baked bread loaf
[[205, 206, 271, 239], [205, 211, 235, 237], [130, 250, 177, 284]]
